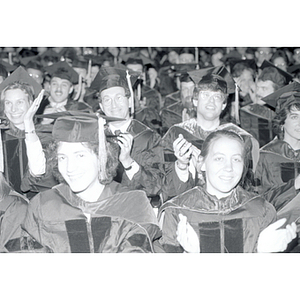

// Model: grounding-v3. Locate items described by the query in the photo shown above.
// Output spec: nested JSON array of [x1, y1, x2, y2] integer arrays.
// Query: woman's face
[[57, 142, 99, 194], [201, 136, 244, 199], [283, 107, 300, 144]]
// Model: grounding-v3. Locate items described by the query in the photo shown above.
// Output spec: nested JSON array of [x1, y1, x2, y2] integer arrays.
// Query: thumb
[[266, 218, 287, 231]]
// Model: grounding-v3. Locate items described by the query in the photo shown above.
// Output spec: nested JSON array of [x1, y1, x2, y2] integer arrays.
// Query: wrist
[[176, 160, 189, 171], [123, 159, 135, 171]]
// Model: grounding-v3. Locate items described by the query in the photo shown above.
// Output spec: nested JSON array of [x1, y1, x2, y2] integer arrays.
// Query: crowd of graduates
[[0, 46, 300, 253]]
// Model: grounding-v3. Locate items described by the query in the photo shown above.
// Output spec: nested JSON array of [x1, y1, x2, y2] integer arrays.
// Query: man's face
[[255, 47, 272, 66], [168, 51, 179, 64], [27, 68, 44, 85], [201, 136, 244, 199], [211, 51, 223, 67], [50, 77, 73, 103], [57, 142, 99, 194], [234, 69, 255, 97], [100, 86, 130, 120], [273, 57, 287, 71], [255, 79, 275, 104], [180, 81, 195, 107], [283, 108, 300, 143], [3, 88, 32, 127], [193, 90, 226, 121], [179, 53, 194, 64]]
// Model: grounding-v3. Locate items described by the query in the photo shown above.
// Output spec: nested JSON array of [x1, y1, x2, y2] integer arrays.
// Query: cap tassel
[[97, 115, 107, 181], [195, 47, 198, 64], [126, 70, 134, 115], [74, 73, 82, 101], [0, 128, 3, 173], [87, 59, 92, 87], [235, 83, 240, 125]]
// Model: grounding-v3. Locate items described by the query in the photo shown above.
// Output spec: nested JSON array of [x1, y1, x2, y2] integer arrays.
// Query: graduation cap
[[50, 111, 125, 181], [261, 81, 300, 112], [121, 51, 154, 66], [20, 55, 44, 71], [83, 54, 103, 66], [188, 65, 236, 94], [18, 48, 39, 58], [39, 49, 61, 66], [260, 60, 293, 85], [0, 59, 17, 73], [287, 64, 300, 75], [72, 56, 88, 70], [59, 48, 78, 62], [0, 66, 42, 97], [220, 50, 243, 64], [44, 61, 79, 84], [90, 65, 139, 114]]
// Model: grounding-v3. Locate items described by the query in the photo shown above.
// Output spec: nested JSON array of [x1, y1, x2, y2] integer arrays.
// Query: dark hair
[[257, 67, 286, 90], [232, 63, 255, 79], [200, 129, 253, 191], [46, 139, 120, 186], [193, 74, 228, 104], [273, 100, 300, 139]]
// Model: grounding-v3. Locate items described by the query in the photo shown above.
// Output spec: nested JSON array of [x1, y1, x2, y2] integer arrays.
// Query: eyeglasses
[[102, 94, 126, 107], [199, 91, 225, 103]]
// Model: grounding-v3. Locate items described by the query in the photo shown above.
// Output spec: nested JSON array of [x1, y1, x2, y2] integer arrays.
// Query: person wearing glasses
[[161, 66, 259, 201]]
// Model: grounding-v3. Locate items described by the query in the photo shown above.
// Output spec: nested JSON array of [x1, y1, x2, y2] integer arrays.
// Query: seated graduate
[[161, 66, 259, 201], [157, 129, 296, 253], [0, 66, 56, 198], [255, 82, 300, 231], [22, 112, 160, 253], [92, 65, 165, 206], [0, 127, 42, 252]]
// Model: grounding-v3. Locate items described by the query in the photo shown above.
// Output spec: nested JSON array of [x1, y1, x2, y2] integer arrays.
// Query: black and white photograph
[[1, 0, 299, 298]]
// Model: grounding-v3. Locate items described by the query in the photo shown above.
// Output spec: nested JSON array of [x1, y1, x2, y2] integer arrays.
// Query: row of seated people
[[0, 55, 299, 252]]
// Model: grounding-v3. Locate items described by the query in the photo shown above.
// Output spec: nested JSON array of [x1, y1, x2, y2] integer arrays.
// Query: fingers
[[173, 135, 192, 158]]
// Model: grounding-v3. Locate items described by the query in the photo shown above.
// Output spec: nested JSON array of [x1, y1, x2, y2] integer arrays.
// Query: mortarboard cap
[[121, 51, 154, 66], [261, 81, 300, 112], [0, 59, 17, 73], [72, 56, 88, 70], [0, 66, 42, 97], [220, 50, 243, 64], [83, 54, 103, 66], [18, 48, 39, 58], [50, 111, 124, 181], [59, 48, 78, 62], [287, 64, 300, 75], [44, 61, 79, 84], [90, 65, 139, 93], [188, 65, 236, 94], [20, 55, 44, 71], [39, 49, 61, 66], [170, 63, 199, 82], [260, 60, 293, 85], [49, 111, 123, 142]]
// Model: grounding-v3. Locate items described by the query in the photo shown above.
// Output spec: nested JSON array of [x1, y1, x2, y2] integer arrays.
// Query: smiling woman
[[157, 129, 296, 253], [22, 113, 160, 253]]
